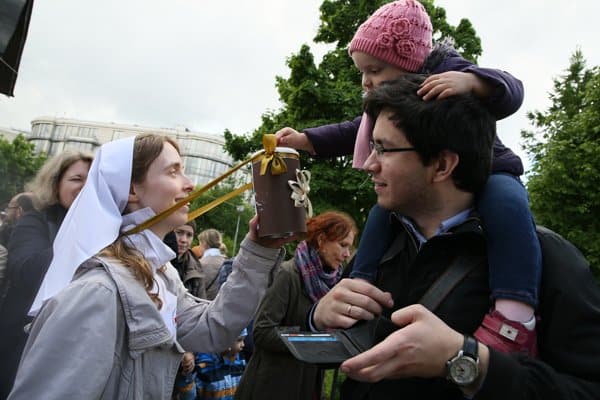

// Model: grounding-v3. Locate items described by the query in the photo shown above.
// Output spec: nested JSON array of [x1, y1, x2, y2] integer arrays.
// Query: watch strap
[[463, 335, 478, 360]]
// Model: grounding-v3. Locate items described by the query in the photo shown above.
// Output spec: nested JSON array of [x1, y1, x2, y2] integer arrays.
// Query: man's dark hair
[[364, 74, 496, 193], [15, 193, 35, 214]]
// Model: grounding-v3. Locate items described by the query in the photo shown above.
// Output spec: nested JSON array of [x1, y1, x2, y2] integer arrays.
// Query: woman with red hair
[[236, 211, 357, 400]]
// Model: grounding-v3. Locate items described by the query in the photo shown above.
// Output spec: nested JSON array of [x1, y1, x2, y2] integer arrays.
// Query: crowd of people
[[0, 1, 599, 399]]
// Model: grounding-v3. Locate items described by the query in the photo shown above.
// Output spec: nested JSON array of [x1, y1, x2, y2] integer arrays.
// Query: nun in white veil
[[9, 134, 288, 400]]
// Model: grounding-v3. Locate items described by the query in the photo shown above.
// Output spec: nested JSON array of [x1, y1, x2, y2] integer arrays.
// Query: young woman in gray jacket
[[8, 134, 291, 400]]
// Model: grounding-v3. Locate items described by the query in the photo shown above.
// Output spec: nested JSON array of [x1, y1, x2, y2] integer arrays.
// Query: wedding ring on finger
[[346, 304, 353, 317]]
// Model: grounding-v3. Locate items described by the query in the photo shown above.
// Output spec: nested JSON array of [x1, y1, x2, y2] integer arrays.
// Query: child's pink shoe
[[474, 310, 538, 357]]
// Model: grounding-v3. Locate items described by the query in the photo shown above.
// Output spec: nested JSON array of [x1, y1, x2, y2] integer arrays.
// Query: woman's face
[[318, 230, 355, 270], [130, 142, 194, 238], [174, 224, 194, 256], [57, 160, 91, 209]]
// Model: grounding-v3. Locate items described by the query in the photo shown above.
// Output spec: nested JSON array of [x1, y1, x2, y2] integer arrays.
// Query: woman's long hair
[[26, 150, 93, 210], [100, 134, 179, 309]]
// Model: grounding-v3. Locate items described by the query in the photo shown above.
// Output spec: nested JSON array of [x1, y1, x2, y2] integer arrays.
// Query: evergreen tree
[[522, 50, 600, 278]]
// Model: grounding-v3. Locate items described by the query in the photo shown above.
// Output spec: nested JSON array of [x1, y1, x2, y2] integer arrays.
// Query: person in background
[[0, 192, 36, 247], [196, 329, 248, 400], [172, 220, 206, 299], [236, 211, 357, 400], [7, 134, 291, 399], [0, 193, 36, 305], [0, 150, 93, 398], [168, 220, 207, 400], [175, 329, 248, 400], [172, 351, 197, 400], [197, 228, 227, 300]]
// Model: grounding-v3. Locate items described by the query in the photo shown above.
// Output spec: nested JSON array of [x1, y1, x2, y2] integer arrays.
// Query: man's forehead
[[373, 113, 407, 143]]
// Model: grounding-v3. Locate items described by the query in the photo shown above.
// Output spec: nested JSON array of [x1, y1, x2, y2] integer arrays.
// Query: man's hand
[[313, 278, 393, 331], [340, 304, 463, 382], [418, 71, 492, 100], [275, 127, 316, 155]]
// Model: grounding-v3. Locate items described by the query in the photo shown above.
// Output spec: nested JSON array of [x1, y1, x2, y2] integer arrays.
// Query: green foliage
[[189, 180, 254, 257], [522, 50, 600, 279], [222, 1, 482, 233], [322, 369, 345, 400], [0, 134, 46, 206]]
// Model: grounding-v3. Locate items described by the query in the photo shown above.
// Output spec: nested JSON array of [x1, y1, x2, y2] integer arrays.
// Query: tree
[[0, 134, 46, 206], [189, 180, 254, 257], [522, 50, 600, 278], [223, 0, 482, 231]]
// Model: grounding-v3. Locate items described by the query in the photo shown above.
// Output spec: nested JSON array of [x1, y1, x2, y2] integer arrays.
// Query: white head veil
[[30, 136, 135, 315]]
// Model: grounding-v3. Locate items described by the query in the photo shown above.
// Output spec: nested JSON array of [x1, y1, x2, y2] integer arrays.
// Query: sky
[[1, 0, 599, 174]]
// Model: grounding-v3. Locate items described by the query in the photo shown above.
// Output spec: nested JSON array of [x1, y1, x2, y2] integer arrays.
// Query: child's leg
[[350, 204, 393, 282], [475, 173, 542, 355]]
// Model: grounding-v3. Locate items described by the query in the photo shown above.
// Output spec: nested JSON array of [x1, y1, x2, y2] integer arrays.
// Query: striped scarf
[[294, 240, 342, 303]]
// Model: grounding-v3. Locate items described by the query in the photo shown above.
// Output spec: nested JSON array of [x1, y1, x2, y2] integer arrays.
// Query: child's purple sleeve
[[434, 50, 524, 120], [303, 116, 362, 157]]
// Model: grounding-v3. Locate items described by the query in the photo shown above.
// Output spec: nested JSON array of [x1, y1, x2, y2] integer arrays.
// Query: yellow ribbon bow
[[288, 169, 313, 218], [259, 134, 288, 176]]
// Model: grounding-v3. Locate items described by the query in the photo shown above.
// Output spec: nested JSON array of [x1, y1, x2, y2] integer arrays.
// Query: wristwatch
[[446, 335, 479, 386]]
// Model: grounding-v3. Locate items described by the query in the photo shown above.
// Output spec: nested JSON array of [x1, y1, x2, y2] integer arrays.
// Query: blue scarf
[[294, 240, 342, 303]]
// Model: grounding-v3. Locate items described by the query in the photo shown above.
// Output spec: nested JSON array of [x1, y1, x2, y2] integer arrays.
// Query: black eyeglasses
[[369, 140, 417, 158]]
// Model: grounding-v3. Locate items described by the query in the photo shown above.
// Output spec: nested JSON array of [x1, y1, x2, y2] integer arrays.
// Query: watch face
[[449, 357, 478, 385]]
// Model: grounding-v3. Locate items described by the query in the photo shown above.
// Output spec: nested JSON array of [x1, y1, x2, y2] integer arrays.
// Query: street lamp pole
[[232, 205, 244, 255]]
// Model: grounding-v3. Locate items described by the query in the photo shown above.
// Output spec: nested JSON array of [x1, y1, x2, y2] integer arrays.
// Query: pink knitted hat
[[349, 0, 433, 72]]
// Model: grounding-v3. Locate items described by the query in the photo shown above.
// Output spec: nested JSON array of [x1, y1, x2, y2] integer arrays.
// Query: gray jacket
[[8, 237, 283, 400]]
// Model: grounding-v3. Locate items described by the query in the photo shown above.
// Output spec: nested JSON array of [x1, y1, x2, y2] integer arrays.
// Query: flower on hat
[[390, 18, 411, 38], [396, 39, 416, 57], [376, 32, 394, 49]]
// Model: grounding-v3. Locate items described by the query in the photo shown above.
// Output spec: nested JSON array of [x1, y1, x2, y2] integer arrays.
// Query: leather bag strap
[[419, 254, 483, 311]]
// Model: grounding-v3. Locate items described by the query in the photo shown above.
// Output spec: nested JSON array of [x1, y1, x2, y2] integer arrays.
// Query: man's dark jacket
[[341, 217, 600, 399]]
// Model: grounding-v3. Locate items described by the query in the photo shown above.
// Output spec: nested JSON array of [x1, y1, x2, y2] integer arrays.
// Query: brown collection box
[[252, 147, 307, 238]]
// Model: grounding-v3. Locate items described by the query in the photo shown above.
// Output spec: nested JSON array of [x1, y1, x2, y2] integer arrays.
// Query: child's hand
[[181, 352, 195, 375], [275, 127, 316, 155], [418, 71, 491, 100]]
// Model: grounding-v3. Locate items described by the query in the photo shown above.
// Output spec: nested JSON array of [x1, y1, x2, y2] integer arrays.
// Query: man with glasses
[[308, 75, 600, 399]]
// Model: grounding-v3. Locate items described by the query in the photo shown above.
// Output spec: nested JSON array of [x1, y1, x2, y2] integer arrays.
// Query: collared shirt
[[399, 208, 473, 249]]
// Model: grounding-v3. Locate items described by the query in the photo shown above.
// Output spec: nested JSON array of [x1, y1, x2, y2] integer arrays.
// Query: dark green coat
[[235, 259, 322, 400]]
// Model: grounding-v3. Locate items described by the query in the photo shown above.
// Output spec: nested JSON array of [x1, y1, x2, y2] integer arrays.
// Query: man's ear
[[432, 150, 459, 183]]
